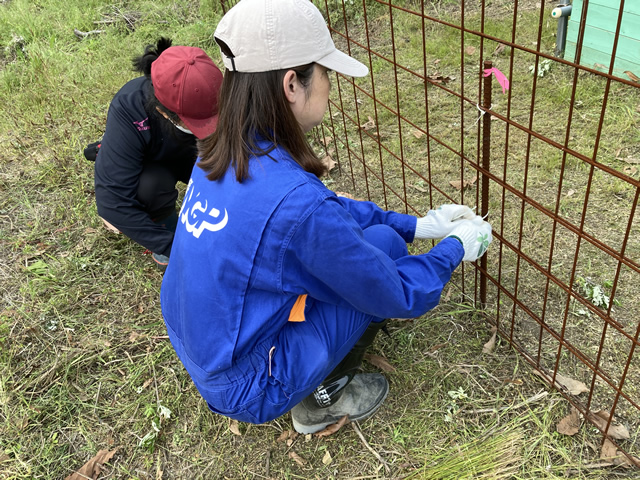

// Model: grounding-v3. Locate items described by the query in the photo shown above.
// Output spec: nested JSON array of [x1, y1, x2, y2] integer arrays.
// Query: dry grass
[[1, 0, 639, 478]]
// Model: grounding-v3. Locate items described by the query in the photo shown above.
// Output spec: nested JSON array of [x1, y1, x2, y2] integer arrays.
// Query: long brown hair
[[197, 62, 326, 182]]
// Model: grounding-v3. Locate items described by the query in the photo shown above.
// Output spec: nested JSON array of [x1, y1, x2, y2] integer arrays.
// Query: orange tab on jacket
[[288, 294, 307, 322]]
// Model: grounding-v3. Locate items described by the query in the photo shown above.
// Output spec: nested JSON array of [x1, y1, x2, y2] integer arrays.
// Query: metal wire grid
[[220, 0, 640, 465]]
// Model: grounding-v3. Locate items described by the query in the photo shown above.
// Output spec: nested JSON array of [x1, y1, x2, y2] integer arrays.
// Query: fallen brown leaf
[[320, 136, 333, 146], [364, 353, 396, 372], [65, 448, 119, 480], [532, 369, 588, 395], [321, 155, 336, 173], [427, 74, 455, 84], [623, 157, 640, 164], [557, 406, 581, 436], [276, 430, 298, 442], [482, 326, 497, 354], [565, 189, 575, 197], [315, 414, 349, 437], [624, 166, 638, 176], [411, 129, 425, 139], [322, 450, 333, 465], [449, 175, 477, 190], [140, 378, 153, 391], [428, 343, 446, 354], [288, 451, 307, 466], [360, 115, 376, 131], [409, 183, 427, 193], [601, 439, 640, 467], [493, 43, 506, 56], [465, 45, 476, 55], [443, 286, 452, 302], [229, 419, 242, 436], [555, 372, 589, 395], [624, 70, 639, 83], [588, 410, 630, 440]]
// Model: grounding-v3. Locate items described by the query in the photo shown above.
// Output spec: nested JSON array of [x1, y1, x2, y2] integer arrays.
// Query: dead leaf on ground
[[411, 129, 425, 139], [321, 155, 336, 173], [139, 378, 153, 391], [493, 43, 506, 56], [428, 343, 446, 354], [315, 415, 349, 437], [409, 183, 427, 193], [65, 448, 119, 480], [465, 46, 476, 55], [601, 439, 640, 467], [482, 326, 497, 354], [364, 353, 396, 372], [449, 175, 477, 190], [532, 370, 588, 395], [555, 372, 589, 395], [322, 450, 333, 465], [624, 70, 639, 83], [276, 430, 298, 443], [427, 73, 455, 84], [443, 286, 452, 302], [320, 136, 333, 146], [624, 166, 638, 176], [622, 157, 640, 164], [588, 410, 630, 440], [288, 451, 307, 466], [565, 189, 575, 197], [229, 419, 242, 436], [128, 331, 141, 342], [557, 406, 581, 436], [360, 115, 376, 131]]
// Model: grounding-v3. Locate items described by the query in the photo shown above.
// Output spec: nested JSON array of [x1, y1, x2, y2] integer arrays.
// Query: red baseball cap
[[151, 46, 223, 139]]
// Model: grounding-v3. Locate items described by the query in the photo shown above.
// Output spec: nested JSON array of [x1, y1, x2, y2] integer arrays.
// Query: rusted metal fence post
[[480, 60, 492, 307]]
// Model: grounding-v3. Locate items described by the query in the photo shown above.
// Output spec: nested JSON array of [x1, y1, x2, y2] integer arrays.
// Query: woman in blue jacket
[[161, 0, 492, 434]]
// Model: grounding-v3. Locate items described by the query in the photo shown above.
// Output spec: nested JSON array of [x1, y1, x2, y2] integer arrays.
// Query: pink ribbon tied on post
[[483, 67, 510, 94]]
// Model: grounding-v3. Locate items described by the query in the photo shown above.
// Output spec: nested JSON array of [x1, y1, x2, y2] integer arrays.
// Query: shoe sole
[[292, 382, 389, 434]]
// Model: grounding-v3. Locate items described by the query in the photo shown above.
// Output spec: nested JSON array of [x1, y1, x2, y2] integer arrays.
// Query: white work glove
[[446, 217, 492, 261], [415, 204, 476, 240]]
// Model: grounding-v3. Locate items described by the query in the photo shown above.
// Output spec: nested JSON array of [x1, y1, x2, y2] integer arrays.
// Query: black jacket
[[94, 76, 197, 256]]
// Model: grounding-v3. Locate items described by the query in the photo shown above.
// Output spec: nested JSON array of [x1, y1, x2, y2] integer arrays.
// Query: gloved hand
[[415, 204, 476, 240], [446, 217, 492, 261]]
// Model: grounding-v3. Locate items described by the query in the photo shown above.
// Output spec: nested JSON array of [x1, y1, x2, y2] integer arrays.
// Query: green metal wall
[[565, 0, 640, 79]]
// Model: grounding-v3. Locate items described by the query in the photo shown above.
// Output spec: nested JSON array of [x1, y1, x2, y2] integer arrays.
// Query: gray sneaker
[[290, 373, 389, 434], [152, 252, 170, 271]]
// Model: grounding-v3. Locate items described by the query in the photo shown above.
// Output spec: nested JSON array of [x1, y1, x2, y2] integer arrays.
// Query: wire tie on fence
[[473, 103, 493, 126]]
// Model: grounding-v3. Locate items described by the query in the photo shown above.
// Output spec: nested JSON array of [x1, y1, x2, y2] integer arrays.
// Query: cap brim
[[180, 114, 219, 140], [316, 49, 368, 77]]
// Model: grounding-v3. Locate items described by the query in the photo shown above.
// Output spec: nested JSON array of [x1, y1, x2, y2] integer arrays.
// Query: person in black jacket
[[88, 38, 223, 270]]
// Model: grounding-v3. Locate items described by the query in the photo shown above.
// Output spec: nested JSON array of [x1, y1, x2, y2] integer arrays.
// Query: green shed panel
[[565, 0, 640, 79]]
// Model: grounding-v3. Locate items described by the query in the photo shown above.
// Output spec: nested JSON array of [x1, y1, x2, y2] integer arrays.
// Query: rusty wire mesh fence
[[222, 0, 640, 465]]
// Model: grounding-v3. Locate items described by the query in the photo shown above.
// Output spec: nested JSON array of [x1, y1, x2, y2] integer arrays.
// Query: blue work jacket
[[160, 141, 463, 422]]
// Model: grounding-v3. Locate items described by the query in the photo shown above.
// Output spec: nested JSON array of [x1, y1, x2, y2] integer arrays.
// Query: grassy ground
[[1, 0, 638, 478]]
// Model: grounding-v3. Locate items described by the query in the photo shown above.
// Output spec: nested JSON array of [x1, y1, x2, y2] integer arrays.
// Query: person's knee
[[137, 164, 179, 213], [363, 224, 408, 259]]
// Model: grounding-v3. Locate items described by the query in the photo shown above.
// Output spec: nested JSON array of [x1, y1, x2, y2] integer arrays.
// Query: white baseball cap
[[214, 0, 368, 77]]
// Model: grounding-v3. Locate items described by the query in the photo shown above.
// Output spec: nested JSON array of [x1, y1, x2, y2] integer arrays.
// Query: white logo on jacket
[[179, 179, 229, 238]]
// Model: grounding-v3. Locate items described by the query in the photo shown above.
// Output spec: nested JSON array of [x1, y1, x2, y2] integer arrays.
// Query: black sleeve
[[94, 98, 175, 256]]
